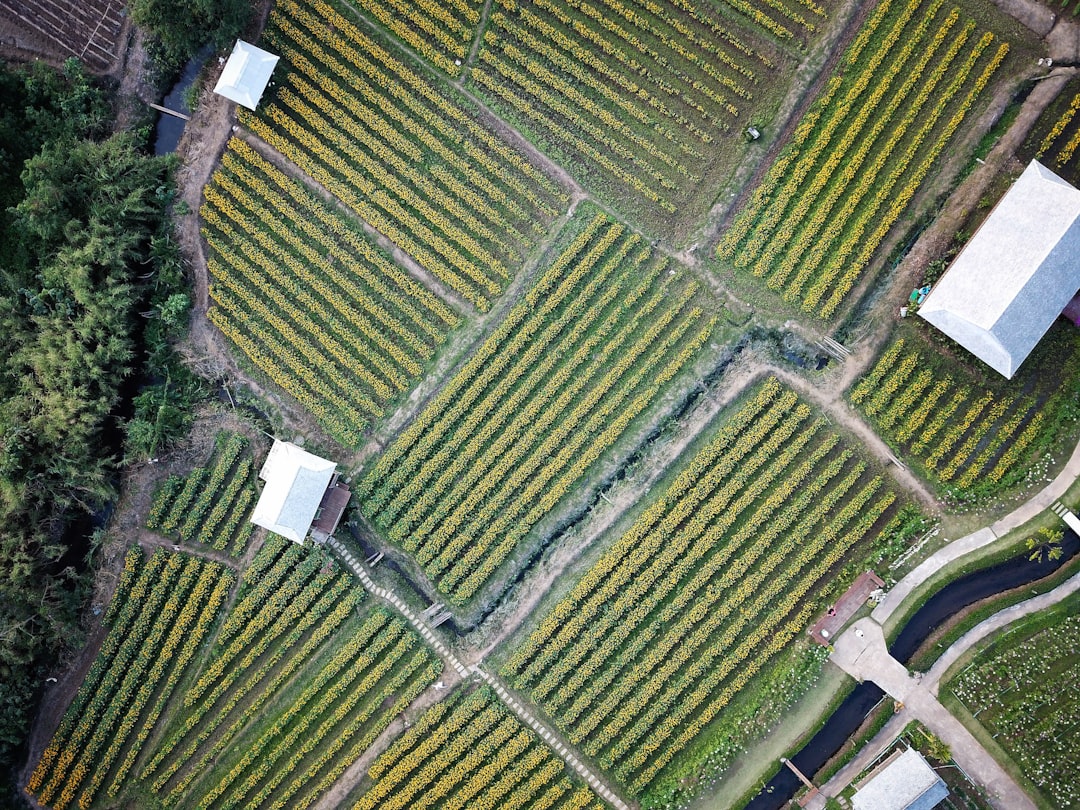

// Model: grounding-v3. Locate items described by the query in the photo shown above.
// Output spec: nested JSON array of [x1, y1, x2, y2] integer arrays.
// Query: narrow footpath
[[323, 537, 631, 810]]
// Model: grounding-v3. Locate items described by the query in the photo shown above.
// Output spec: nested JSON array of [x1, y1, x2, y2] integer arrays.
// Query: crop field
[[1027, 78, 1080, 186], [343, 0, 483, 76], [503, 377, 908, 803], [26, 548, 235, 810], [141, 538, 439, 810], [949, 602, 1080, 808], [349, 685, 605, 810], [851, 326, 1080, 499], [146, 431, 257, 555], [26, 534, 444, 810], [244, 0, 570, 312], [470, 0, 805, 233], [202, 138, 462, 446], [359, 207, 716, 606], [717, 0, 1012, 318]]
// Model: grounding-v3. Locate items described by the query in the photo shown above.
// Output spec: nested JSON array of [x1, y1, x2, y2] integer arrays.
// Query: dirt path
[[764, 364, 940, 510], [136, 530, 241, 570]]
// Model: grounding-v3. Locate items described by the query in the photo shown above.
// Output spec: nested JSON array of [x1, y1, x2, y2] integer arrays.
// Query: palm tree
[[1026, 526, 1064, 563]]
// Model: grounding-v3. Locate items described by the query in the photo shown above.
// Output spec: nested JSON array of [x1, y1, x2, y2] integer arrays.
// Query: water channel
[[742, 525, 1080, 809], [153, 46, 212, 155]]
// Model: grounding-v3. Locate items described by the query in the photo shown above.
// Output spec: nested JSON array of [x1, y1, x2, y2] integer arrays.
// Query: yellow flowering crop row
[[504, 380, 901, 795], [354, 686, 603, 809], [28, 553, 233, 809], [146, 579, 362, 794], [1039, 92, 1080, 156]]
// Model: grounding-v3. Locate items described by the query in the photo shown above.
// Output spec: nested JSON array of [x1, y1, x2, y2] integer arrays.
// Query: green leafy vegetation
[[128, 0, 252, 71], [0, 59, 186, 777], [948, 595, 1080, 808]]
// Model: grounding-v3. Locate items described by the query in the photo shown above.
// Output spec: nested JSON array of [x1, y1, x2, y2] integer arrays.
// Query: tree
[[129, 0, 252, 69], [1026, 526, 1064, 563], [0, 62, 185, 780]]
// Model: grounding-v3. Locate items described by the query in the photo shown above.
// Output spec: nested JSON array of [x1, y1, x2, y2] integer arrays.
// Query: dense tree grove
[[0, 59, 189, 787], [129, 0, 252, 70]]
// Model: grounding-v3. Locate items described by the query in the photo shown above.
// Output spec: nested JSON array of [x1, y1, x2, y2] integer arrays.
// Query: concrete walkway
[[873, 435, 1080, 627], [326, 537, 469, 677], [924, 565, 1080, 695], [827, 618, 1037, 810], [812, 563, 1080, 808], [472, 667, 630, 810]]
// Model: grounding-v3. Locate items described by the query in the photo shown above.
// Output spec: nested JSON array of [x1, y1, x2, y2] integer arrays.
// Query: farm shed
[[251, 440, 349, 544], [918, 160, 1080, 379], [213, 39, 279, 110], [851, 748, 948, 810]]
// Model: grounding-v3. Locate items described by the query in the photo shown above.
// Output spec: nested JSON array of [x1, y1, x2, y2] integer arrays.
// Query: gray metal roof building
[[250, 440, 337, 544], [919, 160, 1080, 379], [851, 748, 949, 810], [213, 40, 279, 110]]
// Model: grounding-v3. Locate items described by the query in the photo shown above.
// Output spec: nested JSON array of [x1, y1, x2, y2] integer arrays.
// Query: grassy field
[[358, 205, 717, 607], [716, 0, 1019, 319], [502, 377, 920, 806], [850, 322, 1080, 503]]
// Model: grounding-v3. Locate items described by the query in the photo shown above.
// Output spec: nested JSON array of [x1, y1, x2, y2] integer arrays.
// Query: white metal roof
[[918, 160, 1080, 378], [852, 748, 949, 810], [250, 440, 336, 543], [213, 40, 279, 110]]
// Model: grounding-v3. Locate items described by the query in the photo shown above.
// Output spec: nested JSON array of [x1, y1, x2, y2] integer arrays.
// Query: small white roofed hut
[[851, 748, 949, 810], [918, 160, 1080, 379], [251, 440, 346, 544], [213, 40, 279, 110]]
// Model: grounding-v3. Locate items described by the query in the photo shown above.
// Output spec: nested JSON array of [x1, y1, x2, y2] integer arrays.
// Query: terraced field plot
[[246, 0, 570, 312], [359, 207, 717, 606], [471, 0, 810, 234], [504, 378, 911, 804], [717, 0, 1015, 318], [201, 138, 462, 446], [851, 326, 1080, 500], [348, 685, 606, 810]]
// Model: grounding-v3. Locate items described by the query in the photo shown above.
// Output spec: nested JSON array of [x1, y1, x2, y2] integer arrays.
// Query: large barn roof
[[250, 440, 337, 544], [918, 160, 1080, 378], [213, 40, 278, 110]]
